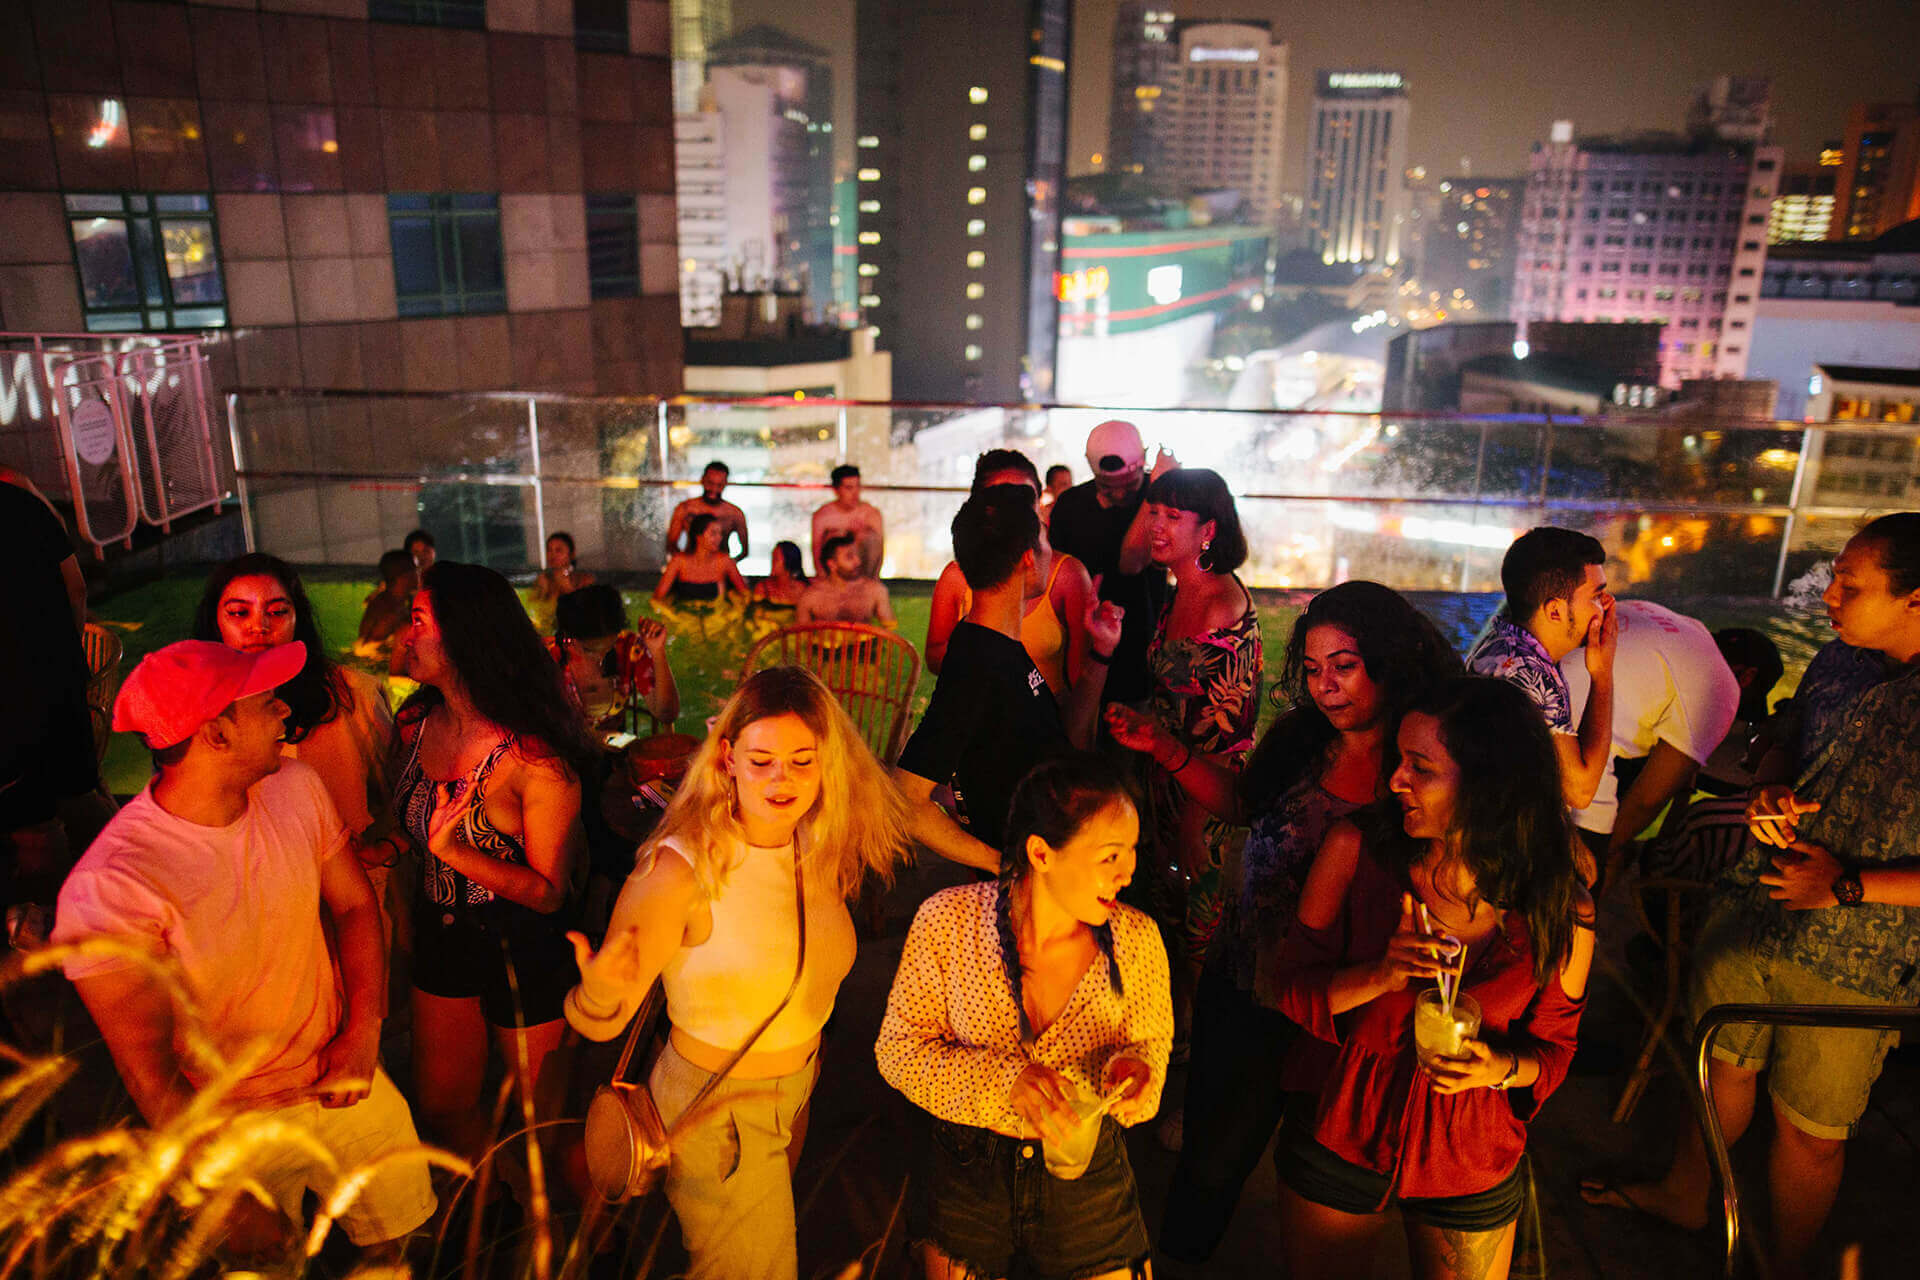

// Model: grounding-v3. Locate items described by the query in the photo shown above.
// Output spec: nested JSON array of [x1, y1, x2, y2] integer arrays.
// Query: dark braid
[[998, 755, 1136, 1042], [995, 871, 1034, 1044]]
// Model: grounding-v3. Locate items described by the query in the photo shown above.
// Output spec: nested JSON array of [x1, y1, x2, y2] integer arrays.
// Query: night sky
[[739, 0, 1920, 188]]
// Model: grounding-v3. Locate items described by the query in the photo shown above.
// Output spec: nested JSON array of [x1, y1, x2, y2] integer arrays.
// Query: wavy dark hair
[[1240, 581, 1461, 813], [402, 561, 597, 773], [192, 553, 344, 743], [685, 513, 719, 548], [1362, 676, 1579, 986], [996, 755, 1135, 1043], [771, 540, 808, 582], [554, 583, 627, 643], [1144, 468, 1247, 573]]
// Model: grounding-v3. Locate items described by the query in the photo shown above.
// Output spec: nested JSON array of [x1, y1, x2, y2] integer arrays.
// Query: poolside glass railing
[[224, 387, 1919, 596]]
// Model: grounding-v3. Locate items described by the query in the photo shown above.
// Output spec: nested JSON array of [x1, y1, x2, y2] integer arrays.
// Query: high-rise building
[[1421, 178, 1525, 317], [1308, 70, 1411, 265], [1512, 85, 1781, 388], [0, 2, 683, 397], [708, 26, 837, 320], [1161, 23, 1288, 221], [671, 0, 733, 114], [1831, 101, 1920, 241], [1108, 4, 1180, 178], [1768, 156, 1839, 244], [856, 0, 1070, 403]]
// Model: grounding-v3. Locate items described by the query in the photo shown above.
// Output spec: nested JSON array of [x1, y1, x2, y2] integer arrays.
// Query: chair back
[[81, 622, 122, 689], [81, 623, 124, 764], [742, 623, 922, 766]]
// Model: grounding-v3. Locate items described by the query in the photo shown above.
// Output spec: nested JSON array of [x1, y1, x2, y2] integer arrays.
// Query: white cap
[[1084, 419, 1145, 474]]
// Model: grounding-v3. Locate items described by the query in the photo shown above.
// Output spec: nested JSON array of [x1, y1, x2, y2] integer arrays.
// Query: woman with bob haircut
[[194, 553, 397, 867], [1108, 580, 1461, 1263], [1270, 676, 1593, 1280], [878, 753, 1171, 1280], [392, 561, 597, 1167], [1120, 466, 1260, 1105], [564, 666, 914, 1280]]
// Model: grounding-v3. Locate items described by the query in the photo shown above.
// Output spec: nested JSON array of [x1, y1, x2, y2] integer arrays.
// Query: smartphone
[[603, 731, 638, 750]]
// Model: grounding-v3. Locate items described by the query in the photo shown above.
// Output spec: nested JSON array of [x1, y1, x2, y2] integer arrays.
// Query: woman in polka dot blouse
[[876, 755, 1173, 1279]]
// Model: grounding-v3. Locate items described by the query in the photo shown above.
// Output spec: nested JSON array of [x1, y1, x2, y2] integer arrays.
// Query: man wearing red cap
[[52, 640, 434, 1255]]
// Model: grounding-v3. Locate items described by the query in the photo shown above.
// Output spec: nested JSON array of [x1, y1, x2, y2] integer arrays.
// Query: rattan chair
[[741, 622, 922, 766], [80, 622, 123, 764]]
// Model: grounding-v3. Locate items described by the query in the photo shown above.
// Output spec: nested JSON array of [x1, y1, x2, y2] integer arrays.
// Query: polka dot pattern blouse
[[875, 881, 1173, 1138]]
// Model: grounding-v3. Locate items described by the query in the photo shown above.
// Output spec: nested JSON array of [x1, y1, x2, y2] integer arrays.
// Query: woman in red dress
[[1271, 676, 1595, 1280]]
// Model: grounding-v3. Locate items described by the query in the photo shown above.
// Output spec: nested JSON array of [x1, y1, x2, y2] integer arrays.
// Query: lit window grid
[[63, 192, 228, 332], [386, 193, 505, 318]]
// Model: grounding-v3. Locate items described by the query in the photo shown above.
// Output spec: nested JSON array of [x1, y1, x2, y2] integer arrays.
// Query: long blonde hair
[[643, 666, 912, 901]]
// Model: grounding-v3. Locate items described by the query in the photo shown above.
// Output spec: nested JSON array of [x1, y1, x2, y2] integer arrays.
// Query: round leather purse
[[582, 851, 809, 1201]]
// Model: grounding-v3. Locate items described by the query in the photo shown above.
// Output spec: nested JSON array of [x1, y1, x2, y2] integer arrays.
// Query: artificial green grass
[[90, 574, 1830, 798]]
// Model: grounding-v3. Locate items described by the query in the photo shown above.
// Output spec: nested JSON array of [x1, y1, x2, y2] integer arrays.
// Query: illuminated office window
[[965, 282, 984, 298], [966, 250, 985, 267], [857, 135, 879, 148], [967, 187, 986, 205], [857, 168, 881, 181], [968, 155, 986, 171], [968, 87, 988, 104], [858, 199, 880, 213], [858, 263, 878, 276], [965, 314, 983, 329], [858, 231, 880, 244], [964, 344, 983, 360], [859, 293, 880, 307], [969, 124, 987, 141], [967, 219, 985, 236]]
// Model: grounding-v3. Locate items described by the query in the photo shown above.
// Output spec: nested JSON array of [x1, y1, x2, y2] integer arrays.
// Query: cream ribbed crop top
[[654, 836, 857, 1055]]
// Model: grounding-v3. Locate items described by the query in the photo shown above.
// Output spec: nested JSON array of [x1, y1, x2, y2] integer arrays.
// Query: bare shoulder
[[506, 742, 581, 791], [1315, 819, 1365, 875]]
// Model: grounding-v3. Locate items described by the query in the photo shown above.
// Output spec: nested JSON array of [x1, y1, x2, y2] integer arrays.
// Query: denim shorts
[[911, 1114, 1150, 1279], [1688, 906, 1899, 1140], [1275, 1118, 1526, 1231]]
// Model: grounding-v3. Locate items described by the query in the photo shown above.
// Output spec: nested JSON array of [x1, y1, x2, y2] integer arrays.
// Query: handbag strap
[[606, 846, 810, 1106]]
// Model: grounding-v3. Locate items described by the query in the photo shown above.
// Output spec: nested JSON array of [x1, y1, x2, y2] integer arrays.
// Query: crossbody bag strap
[[605, 849, 811, 1108]]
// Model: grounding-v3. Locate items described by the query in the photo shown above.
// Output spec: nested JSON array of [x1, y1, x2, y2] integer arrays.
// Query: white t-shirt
[[53, 761, 349, 1104], [1560, 600, 1741, 833]]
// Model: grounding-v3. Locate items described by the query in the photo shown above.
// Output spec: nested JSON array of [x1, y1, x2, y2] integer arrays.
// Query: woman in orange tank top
[[926, 449, 1097, 699]]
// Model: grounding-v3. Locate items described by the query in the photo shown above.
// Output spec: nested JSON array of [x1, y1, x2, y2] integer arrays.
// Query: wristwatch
[[1490, 1051, 1521, 1091], [1832, 870, 1866, 907]]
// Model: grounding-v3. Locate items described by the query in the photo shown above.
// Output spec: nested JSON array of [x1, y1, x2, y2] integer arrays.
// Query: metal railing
[[0, 333, 225, 556], [220, 385, 1916, 594], [1695, 1002, 1920, 1278]]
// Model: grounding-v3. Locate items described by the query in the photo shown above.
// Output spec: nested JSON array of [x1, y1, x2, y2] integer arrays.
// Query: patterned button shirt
[[1466, 611, 1574, 733], [1723, 666, 1920, 1002]]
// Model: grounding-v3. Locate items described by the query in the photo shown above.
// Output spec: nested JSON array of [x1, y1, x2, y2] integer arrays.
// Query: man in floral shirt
[[1466, 526, 1619, 834]]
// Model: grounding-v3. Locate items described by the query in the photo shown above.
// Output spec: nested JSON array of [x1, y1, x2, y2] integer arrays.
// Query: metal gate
[[0, 333, 227, 556]]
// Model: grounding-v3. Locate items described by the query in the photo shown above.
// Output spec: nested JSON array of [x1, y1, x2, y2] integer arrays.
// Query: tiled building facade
[[0, 0, 684, 397]]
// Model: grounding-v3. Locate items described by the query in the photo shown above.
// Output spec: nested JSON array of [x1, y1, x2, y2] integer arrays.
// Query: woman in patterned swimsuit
[[393, 561, 598, 1168]]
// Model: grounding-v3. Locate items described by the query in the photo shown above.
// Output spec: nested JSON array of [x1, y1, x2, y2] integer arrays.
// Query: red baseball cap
[[113, 639, 307, 750]]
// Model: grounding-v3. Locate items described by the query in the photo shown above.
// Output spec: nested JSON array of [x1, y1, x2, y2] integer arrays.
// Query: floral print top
[[1139, 579, 1262, 958], [1146, 579, 1263, 762], [1465, 610, 1573, 733]]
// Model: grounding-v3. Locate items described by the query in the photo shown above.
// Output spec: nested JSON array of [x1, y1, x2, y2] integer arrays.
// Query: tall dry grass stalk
[[0, 941, 469, 1278]]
